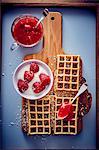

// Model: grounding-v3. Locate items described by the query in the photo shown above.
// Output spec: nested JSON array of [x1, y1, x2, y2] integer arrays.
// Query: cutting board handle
[[43, 12, 63, 55], [24, 12, 64, 61]]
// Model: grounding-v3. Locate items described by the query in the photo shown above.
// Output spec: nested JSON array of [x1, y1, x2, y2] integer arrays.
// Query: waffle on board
[[28, 95, 51, 135], [56, 55, 82, 92], [54, 95, 78, 134], [21, 54, 92, 135]]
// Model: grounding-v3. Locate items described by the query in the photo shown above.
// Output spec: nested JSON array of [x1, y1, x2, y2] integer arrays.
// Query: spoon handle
[[71, 83, 88, 104], [35, 8, 49, 28], [35, 16, 44, 28]]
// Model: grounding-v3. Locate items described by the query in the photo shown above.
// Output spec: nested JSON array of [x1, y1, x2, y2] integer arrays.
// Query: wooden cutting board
[[22, 12, 92, 135], [22, 11, 65, 129], [23, 12, 65, 68], [22, 12, 65, 112]]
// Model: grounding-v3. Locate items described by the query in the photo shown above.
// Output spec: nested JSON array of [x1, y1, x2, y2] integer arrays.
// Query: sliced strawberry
[[33, 82, 41, 88], [17, 79, 28, 93], [30, 62, 39, 73], [39, 73, 51, 86], [24, 71, 34, 83], [33, 82, 45, 94]]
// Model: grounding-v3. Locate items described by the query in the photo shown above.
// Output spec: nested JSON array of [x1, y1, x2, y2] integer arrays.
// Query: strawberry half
[[17, 79, 28, 93], [33, 82, 41, 88], [24, 71, 34, 83], [33, 82, 45, 94], [30, 62, 39, 73], [39, 73, 51, 86]]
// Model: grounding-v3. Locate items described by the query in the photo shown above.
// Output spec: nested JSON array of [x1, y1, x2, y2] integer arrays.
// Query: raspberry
[[24, 71, 34, 83], [17, 79, 28, 93], [30, 62, 39, 73]]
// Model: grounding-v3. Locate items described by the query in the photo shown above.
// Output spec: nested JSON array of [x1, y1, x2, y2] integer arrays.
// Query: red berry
[[17, 79, 28, 93], [33, 82, 41, 88], [39, 73, 50, 86], [24, 71, 34, 83], [33, 82, 45, 94], [30, 62, 39, 73]]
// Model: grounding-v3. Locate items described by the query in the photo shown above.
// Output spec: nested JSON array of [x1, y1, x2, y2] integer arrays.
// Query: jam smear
[[58, 102, 74, 120]]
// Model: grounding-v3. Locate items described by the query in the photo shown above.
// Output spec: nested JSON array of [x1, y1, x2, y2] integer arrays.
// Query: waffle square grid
[[28, 96, 51, 135], [54, 95, 78, 135], [56, 55, 80, 91], [22, 54, 82, 135]]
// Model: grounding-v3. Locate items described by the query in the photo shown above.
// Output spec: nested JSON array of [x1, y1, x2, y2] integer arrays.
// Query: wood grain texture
[[22, 12, 64, 133], [1, 0, 98, 8], [24, 12, 64, 65]]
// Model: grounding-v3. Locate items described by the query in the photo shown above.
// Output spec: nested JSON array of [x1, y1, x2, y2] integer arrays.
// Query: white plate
[[13, 59, 53, 100]]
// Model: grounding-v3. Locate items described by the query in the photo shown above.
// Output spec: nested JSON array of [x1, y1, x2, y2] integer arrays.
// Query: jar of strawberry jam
[[11, 15, 43, 50]]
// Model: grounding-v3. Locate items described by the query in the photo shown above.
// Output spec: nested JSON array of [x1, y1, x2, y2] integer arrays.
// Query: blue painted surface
[[1, 7, 96, 149]]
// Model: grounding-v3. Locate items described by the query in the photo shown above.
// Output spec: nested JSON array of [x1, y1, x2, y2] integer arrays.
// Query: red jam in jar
[[12, 16, 43, 46]]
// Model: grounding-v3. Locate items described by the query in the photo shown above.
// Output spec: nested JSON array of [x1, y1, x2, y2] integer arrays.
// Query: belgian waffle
[[53, 55, 82, 135], [56, 55, 81, 92], [22, 54, 92, 135], [54, 95, 78, 135], [27, 95, 51, 135]]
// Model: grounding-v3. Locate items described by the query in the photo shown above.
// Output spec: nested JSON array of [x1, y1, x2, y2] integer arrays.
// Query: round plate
[[13, 59, 53, 100]]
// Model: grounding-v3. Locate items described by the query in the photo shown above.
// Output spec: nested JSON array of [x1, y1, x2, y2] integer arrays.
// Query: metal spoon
[[58, 83, 88, 119], [35, 8, 49, 28], [71, 83, 88, 104]]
